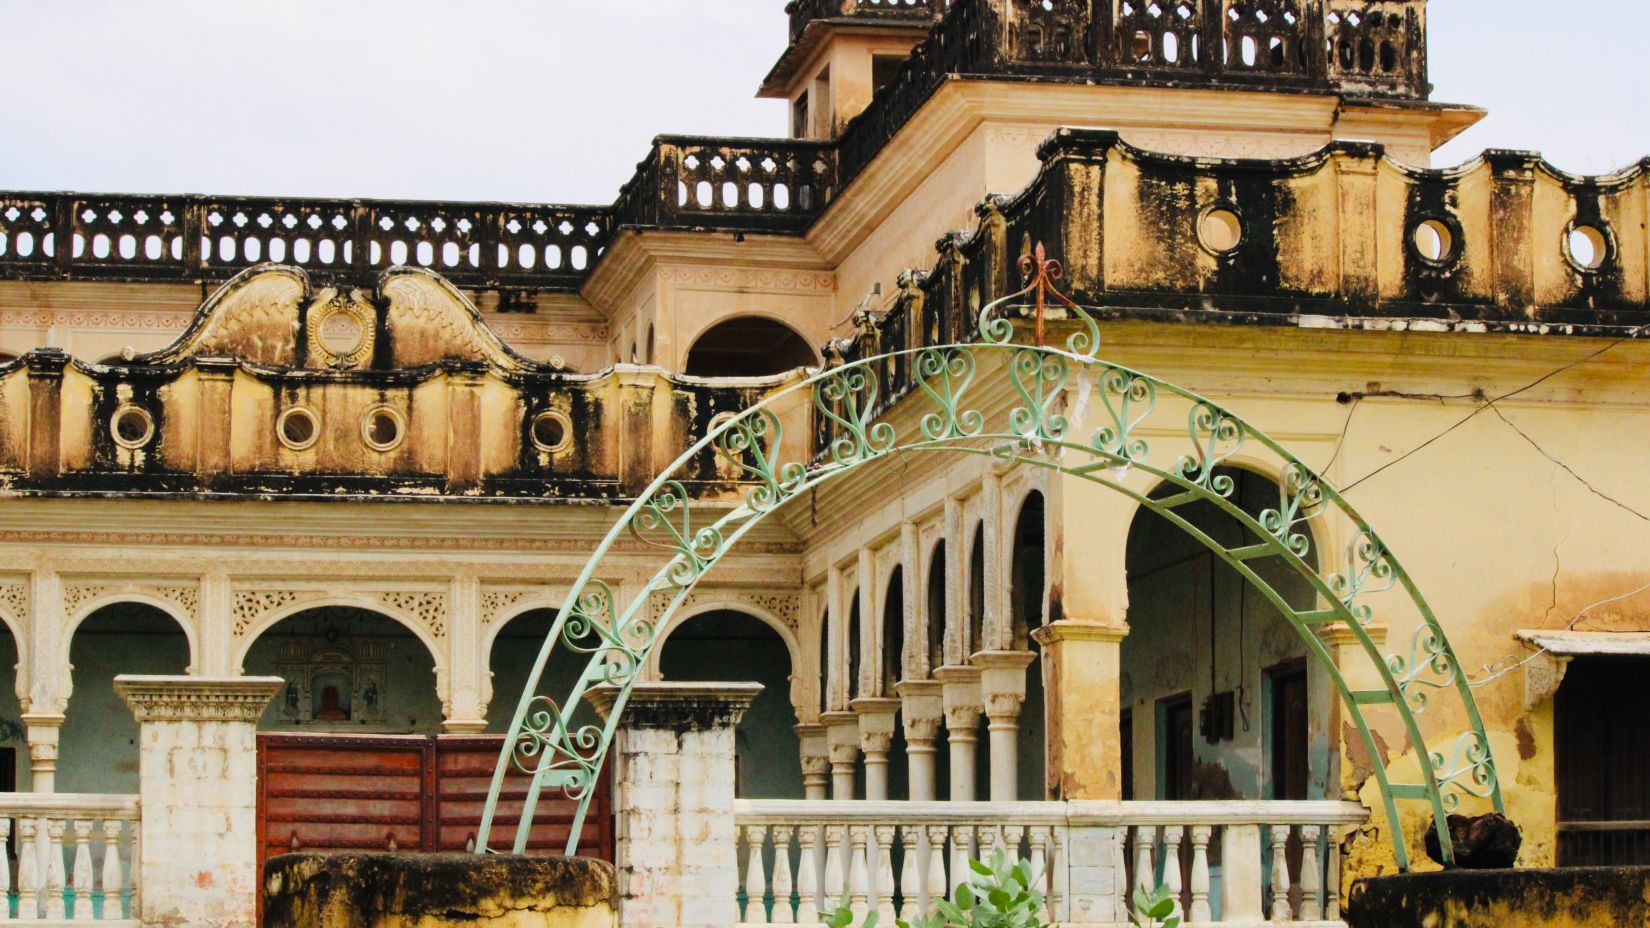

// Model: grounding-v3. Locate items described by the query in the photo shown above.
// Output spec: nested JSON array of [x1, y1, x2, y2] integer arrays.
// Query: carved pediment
[[135, 264, 533, 372]]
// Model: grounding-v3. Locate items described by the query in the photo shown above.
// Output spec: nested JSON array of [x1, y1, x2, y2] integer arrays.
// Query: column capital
[[1032, 620, 1128, 646], [935, 663, 983, 729], [586, 681, 761, 729], [973, 649, 1036, 719], [850, 697, 900, 754], [894, 679, 944, 743], [113, 675, 283, 723]]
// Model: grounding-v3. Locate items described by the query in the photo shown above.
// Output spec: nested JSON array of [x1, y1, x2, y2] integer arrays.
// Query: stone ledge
[[586, 681, 762, 730], [1347, 866, 1650, 927], [263, 853, 616, 928], [114, 675, 284, 722]]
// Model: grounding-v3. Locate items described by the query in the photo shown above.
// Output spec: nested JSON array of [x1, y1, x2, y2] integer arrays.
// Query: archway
[[658, 610, 802, 798], [684, 316, 817, 377], [479, 275, 1501, 868], [1123, 468, 1325, 802], [242, 606, 441, 733], [0, 614, 22, 791], [881, 567, 910, 800], [63, 602, 190, 793], [488, 606, 596, 734], [1010, 489, 1048, 800]]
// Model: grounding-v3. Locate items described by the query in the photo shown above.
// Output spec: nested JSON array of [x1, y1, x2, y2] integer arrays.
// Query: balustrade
[[0, 794, 140, 924], [734, 799, 1363, 926]]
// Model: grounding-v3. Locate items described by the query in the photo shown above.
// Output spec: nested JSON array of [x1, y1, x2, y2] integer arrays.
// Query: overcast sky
[[3, 1, 1645, 204]]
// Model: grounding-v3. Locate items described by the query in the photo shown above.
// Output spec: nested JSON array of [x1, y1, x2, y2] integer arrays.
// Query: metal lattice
[[476, 247, 1502, 869]]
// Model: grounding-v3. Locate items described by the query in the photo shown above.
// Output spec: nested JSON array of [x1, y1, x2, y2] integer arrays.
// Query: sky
[[2, 1, 1646, 205]]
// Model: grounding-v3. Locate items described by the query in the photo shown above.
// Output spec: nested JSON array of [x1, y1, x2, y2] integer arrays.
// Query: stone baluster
[[127, 820, 141, 919], [796, 825, 822, 925], [17, 818, 37, 920], [949, 825, 971, 896], [1133, 826, 1155, 894], [772, 826, 795, 924], [923, 825, 948, 916], [744, 825, 770, 923], [101, 820, 125, 922], [823, 824, 846, 917], [976, 823, 999, 865], [1003, 824, 1025, 865], [847, 826, 871, 919], [1325, 825, 1343, 921], [44, 819, 66, 920], [0, 817, 11, 920], [1268, 824, 1292, 921], [1188, 825, 1213, 923], [1162, 826, 1184, 921], [1052, 829, 1071, 924], [873, 825, 896, 921], [898, 826, 921, 923], [71, 820, 93, 919], [1300, 824, 1323, 920], [1028, 827, 1052, 924]]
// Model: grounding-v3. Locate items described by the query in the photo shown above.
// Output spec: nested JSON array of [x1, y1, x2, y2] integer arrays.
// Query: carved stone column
[[795, 722, 831, 800], [974, 649, 1037, 802], [20, 712, 62, 793], [114, 675, 284, 928], [588, 682, 759, 928], [850, 696, 900, 801], [934, 663, 983, 802], [442, 574, 487, 734], [821, 709, 861, 799], [895, 679, 944, 802]]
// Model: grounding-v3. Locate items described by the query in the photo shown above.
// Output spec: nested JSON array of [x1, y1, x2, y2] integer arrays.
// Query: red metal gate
[[256, 732, 612, 870]]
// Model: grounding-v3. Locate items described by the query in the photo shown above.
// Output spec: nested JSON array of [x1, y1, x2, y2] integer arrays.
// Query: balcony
[[0, 792, 141, 925], [734, 799, 1368, 925]]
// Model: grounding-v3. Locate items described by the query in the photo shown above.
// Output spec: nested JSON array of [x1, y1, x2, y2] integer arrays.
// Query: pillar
[[588, 682, 760, 928], [20, 712, 62, 793], [974, 649, 1036, 802], [850, 697, 900, 801], [895, 680, 943, 802], [1033, 622, 1126, 800], [114, 675, 283, 928], [795, 722, 830, 800], [821, 710, 861, 799], [933, 664, 982, 801], [442, 574, 488, 734]]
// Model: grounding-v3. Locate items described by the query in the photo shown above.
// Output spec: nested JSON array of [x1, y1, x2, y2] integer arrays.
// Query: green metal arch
[[475, 282, 1502, 871]]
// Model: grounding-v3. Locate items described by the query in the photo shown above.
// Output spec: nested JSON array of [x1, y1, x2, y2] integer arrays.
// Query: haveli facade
[[1, 2, 1649, 927]]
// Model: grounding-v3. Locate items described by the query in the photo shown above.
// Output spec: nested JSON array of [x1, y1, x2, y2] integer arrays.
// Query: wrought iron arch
[[477, 252, 1502, 870]]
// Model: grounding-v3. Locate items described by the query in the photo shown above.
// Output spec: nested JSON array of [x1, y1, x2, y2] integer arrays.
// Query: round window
[[1410, 218, 1456, 266], [530, 410, 572, 453], [277, 407, 320, 451], [1198, 206, 1244, 255], [110, 404, 155, 449], [1565, 223, 1609, 272], [361, 406, 404, 452]]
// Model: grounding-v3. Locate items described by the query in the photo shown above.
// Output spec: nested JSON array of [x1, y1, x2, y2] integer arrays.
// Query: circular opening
[[277, 407, 319, 451], [110, 405, 155, 449], [316, 309, 365, 357], [361, 406, 404, 451], [1198, 207, 1243, 254], [1566, 224, 1609, 271], [1411, 218, 1455, 265], [529, 410, 571, 453]]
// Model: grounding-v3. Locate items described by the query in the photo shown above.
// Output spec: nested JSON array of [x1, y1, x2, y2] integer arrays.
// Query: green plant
[[1129, 883, 1180, 928], [823, 850, 1045, 928]]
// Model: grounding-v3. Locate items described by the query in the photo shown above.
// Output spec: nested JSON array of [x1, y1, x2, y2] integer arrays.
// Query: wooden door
[[1162, 695, 1194, 800], [1556, 657, 1650, 865]]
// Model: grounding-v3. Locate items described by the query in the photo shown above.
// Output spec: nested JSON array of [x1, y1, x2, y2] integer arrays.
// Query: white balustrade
[[0, 794, 141, 924], [734, 799, 1363, 927]]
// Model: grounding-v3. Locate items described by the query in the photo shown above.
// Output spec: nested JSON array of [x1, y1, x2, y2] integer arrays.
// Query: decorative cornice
[[114, 675, 283, 722], [585, 681, 762, 730]]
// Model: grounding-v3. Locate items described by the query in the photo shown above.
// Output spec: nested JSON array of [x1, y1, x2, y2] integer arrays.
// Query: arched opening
[[817, 606, 830, 713], [1121, 467, 1324, 803], [63, 602, 190, 793], [881, 567, 910, 801], [0, 352, 19, 367], [658, 610, 802, 798], [644, 324, 655, 365], [0, 618, 25, 791], [847, 594, 862, 702], [1010, 490, 1047, 800], [967, 525, 985, 655], [925, 542, 946, 672], [487, 607, 596, 734], [243, 606, 442, 734], [684, 317, 817, 378]]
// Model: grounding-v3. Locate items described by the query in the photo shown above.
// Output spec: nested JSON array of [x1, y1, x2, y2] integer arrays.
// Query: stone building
[[1, 2, 1648, 927]]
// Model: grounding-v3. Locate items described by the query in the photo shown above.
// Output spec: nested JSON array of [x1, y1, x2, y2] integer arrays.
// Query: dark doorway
[[1556, 656, 1650, 865], [1160, 694, 1194, 800], [1267, 660, 1309, 801], [684, 317, 817, 377]]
